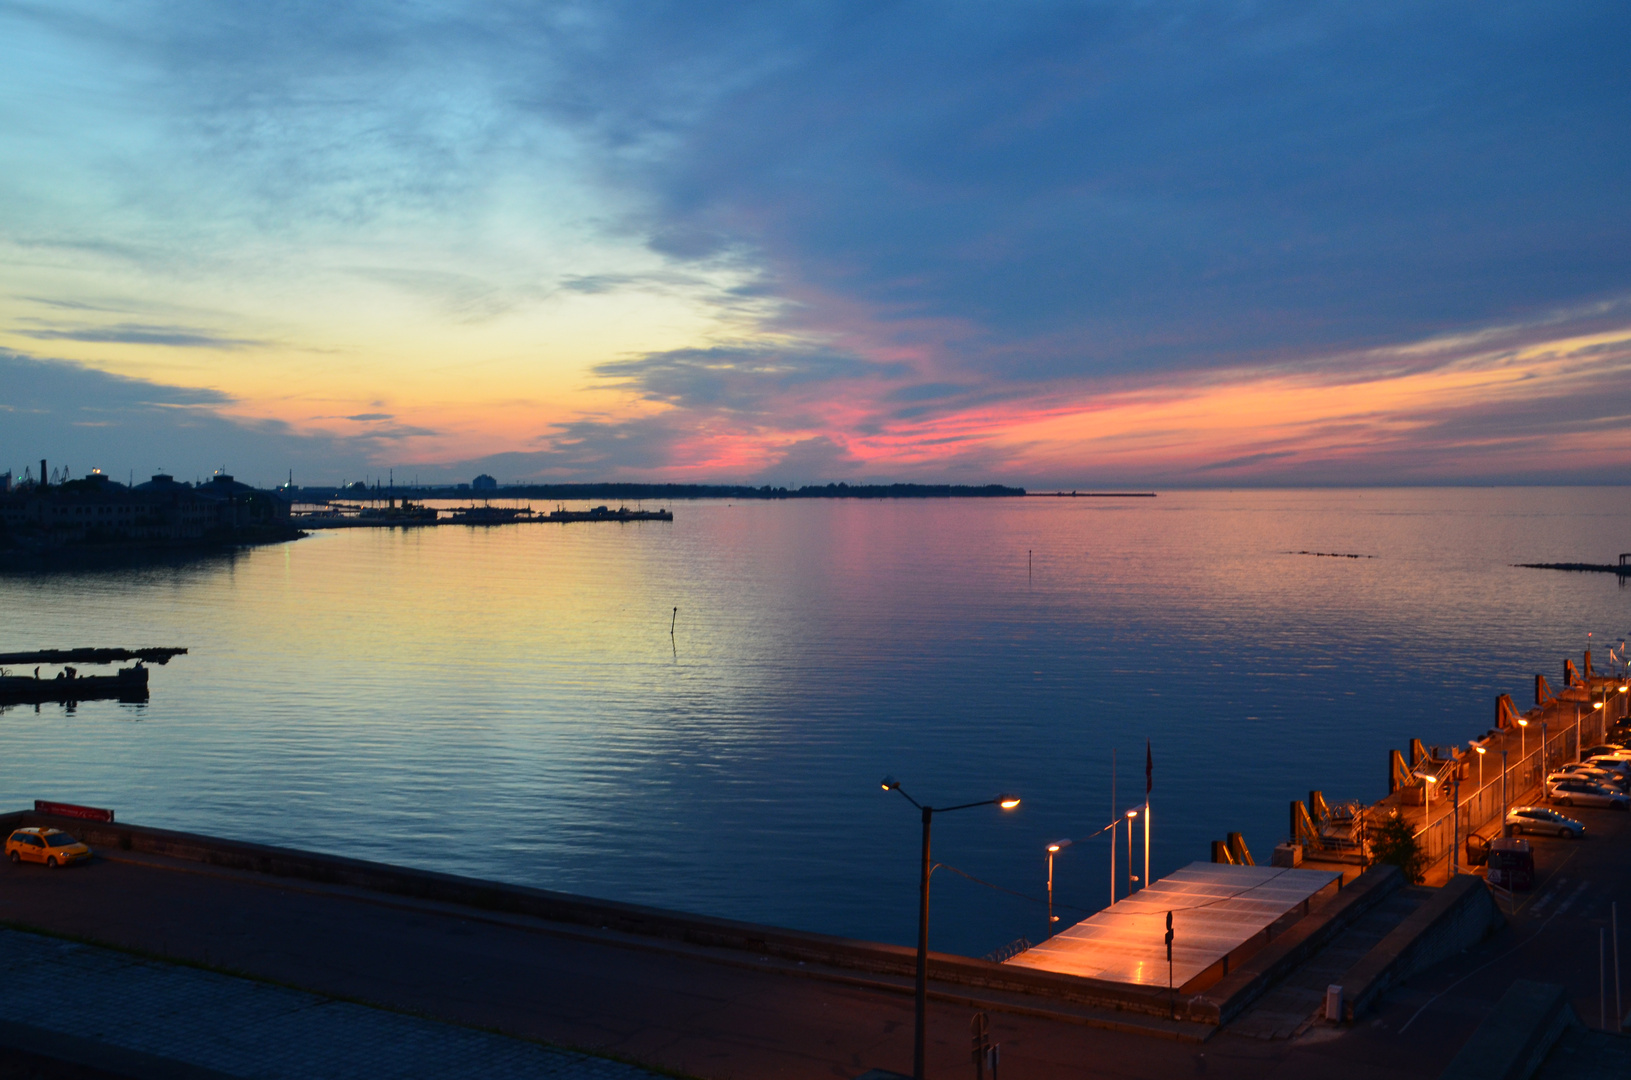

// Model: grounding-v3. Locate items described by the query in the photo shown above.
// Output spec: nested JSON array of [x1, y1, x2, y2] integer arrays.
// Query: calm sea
[[2, 488, 1628, 956]]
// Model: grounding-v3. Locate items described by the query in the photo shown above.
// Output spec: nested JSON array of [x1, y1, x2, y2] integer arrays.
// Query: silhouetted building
[[471, 474, 498, 491], [0, 469, 295, 553]]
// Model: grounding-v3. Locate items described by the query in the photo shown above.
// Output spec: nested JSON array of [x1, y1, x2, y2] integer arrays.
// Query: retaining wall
[[1344, 872, 1502, 1020], [0, 810, 1211, 1023]]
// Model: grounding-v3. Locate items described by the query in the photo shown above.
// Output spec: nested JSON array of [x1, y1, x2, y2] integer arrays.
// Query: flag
[[1145, 739, 1153, 796]]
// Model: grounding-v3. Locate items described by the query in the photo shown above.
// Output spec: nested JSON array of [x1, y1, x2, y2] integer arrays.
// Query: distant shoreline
[[297, 482, 1029, 500]]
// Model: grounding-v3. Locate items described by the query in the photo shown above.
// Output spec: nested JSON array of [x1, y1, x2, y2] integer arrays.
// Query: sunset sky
[[3, 2, 1629, 487]]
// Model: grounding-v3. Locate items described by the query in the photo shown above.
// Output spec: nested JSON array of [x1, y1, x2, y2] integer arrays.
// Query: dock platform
[[1005, 863, 1341, 990]]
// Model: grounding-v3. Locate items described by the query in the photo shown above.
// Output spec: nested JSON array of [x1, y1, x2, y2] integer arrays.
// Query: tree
[[1371, 814, 1426, 883]]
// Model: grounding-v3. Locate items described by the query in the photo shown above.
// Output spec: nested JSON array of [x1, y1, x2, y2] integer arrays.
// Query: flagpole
[[1110, 748, 1117, 908], [1143, 739, 1152, 893]]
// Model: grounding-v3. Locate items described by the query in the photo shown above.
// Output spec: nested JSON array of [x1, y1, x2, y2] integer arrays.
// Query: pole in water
[[1028, 549, 1032, 580], [670, 607, 678, 635]]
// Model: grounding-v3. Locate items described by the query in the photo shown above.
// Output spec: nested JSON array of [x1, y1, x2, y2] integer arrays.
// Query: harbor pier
[[1284, 652, 1630, 887]]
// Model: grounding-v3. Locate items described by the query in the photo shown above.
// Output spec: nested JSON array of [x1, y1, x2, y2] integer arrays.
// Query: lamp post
[[1517, 717, 1528, 761], [1500, 753, 1513, 828], [1126, 809, 1138, 894], [882, 777, 1020, 1080], [1475, 745, 1486, 788], [1046, 840, 1071, 937], [1415, 770, 1439, 819], [1501, 749, 1509, 823]]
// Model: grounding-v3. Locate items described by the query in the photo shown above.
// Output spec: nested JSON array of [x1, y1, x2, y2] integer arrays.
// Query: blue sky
[[3, 2, 1629, 486]]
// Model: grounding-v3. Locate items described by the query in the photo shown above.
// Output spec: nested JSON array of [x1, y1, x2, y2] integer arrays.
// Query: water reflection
[[0, 489, 1627, 956]]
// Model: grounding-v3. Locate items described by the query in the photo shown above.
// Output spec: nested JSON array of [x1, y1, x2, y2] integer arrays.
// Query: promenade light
[[879, 778, 1022, 1080], [1045, 839, 1073, 934]]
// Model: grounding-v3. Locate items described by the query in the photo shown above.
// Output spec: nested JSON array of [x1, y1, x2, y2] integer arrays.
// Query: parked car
[[4, 828, 91, 867], [1585, 756, 1631, 779], [1553, 765, 1628, 789], [1581, 745, 1620, 759], [1504, 806, 1585, 838], [1546, 777, 1631, 810]]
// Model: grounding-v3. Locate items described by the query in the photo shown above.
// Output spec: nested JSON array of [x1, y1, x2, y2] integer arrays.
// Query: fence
[[1411, 688, 1619, 876]]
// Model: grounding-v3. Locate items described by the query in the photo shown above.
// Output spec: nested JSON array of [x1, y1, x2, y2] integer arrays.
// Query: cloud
[[0, 351, 375, 485], [752, 436, 863, 487], [594, 342, 907, 416], [11, 323, 265, 349], [3, 2, 1629, 484]]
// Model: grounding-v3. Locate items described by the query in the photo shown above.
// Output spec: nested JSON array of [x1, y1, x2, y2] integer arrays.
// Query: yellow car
[[5, 827, 91, 867]]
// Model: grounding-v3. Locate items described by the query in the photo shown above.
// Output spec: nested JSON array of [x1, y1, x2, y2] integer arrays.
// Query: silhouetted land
[[304, 482, 1026, 500], [1515, 561, 1631, 577]]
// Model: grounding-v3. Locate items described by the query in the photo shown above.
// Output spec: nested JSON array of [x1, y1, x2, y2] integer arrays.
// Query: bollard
[[1325, 985, 1343, 1022]]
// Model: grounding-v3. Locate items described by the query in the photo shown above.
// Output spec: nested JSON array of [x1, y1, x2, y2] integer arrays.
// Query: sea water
[[1, 488, 1627, 957]]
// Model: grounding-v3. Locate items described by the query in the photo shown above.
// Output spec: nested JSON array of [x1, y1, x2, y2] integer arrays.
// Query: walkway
[[0, 926, 661, 1080]]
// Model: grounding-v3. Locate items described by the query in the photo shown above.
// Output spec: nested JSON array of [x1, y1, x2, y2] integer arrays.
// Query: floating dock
[[1004, 862, 1340, 991], [0, 665, 149, 704]]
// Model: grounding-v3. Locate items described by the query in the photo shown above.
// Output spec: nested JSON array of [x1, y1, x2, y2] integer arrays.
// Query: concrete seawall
[[3, 807, 1509, 1037], [1343, 872, 1501, 1020], [0, 809, 1214, 1025]]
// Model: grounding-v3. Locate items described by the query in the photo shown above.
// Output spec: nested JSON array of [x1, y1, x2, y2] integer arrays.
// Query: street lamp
[[1414, 770, 1439, 817], [1046, 839, 1071, 936], [1517, 717, 1528, 760], [1475, 745, 1486, 787], [1125, 809, 1139, 894], [881, 776, 1020, 1080]]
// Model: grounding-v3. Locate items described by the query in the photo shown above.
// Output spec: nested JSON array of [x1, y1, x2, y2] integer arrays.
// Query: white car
[[1553, 765, 1628, 789], [1585, 756, 1631, 778], [1547, 776, 1631, 810], [1505, 806, 1585, 839]]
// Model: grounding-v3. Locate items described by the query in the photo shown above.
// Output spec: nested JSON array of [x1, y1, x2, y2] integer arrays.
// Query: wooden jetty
[[1515, 554, 1631, 577], [0, 647, 185, 705], [296, 504, 672, 528], [544, 506, 672, 523], [0, 665, 150, 704], [0, 647, 187, 666]]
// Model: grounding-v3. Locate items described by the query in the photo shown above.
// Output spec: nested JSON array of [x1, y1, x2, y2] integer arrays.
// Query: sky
[[3, 1, 1629, 488]]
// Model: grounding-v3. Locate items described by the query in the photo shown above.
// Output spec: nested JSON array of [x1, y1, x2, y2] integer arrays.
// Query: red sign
[[34, 800, 114, 823]]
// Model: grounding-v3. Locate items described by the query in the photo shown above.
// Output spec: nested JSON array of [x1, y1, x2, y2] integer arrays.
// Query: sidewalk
[[0, 927, 665, 1080]]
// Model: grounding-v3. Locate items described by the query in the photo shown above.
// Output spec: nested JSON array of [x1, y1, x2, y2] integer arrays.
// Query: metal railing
[[1410, 687, 1621, 876]]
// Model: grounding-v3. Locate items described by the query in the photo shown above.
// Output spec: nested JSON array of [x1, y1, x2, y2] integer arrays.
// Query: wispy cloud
[[12, 323, 265, 349]]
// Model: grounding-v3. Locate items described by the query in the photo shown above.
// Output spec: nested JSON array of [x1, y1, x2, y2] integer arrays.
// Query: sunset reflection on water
[[1, 489, 1627, 957]]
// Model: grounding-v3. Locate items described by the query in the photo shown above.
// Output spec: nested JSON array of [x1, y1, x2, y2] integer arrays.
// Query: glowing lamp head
[[1475, 746, 1487, 755], [1125, 809, 1138, 818], [997, 795, 1021, 810], [1517, 719, 1529, 727], [1047, 844, 1061, 853], [880, 775, 899, 792]]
